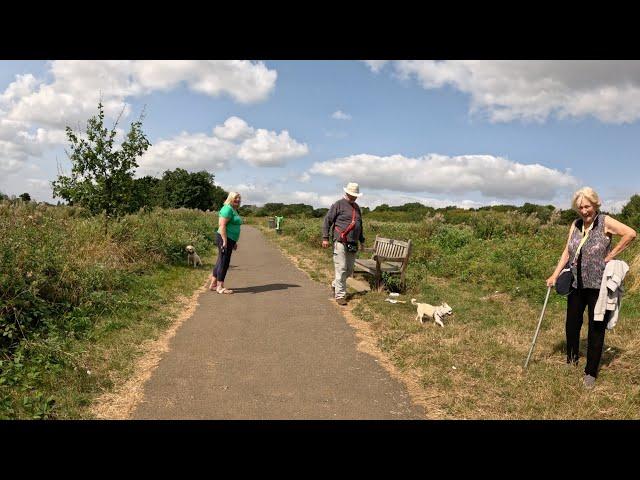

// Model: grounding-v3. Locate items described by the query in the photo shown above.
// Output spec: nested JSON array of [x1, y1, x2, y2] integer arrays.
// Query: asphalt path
[[132, 226, 424, 419]]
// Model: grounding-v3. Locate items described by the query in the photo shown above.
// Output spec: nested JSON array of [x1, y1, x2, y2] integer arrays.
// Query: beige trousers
[[332, 241, 356, 299]]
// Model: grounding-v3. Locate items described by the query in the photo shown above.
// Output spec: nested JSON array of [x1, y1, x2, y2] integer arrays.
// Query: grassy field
[[0, 202, 216, 418], [256, 212, 640, 419]]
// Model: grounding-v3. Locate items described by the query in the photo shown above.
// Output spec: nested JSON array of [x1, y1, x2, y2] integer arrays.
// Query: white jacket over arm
[[594, 260, 629, 329]]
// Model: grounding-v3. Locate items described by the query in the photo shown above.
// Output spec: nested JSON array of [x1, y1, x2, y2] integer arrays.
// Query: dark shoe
[[583, 374, 596, 389], [336, 297, 347, 306]]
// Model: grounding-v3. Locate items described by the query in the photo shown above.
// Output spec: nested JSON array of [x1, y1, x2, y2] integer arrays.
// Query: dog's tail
[[410, 298, 418, 305]]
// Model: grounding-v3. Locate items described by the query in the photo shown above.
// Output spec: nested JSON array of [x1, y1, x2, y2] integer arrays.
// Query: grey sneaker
[[336, 297, 347, 306], [583, 374, 596, 389]]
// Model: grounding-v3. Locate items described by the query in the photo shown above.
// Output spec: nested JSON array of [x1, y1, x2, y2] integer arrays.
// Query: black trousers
[[213, 233, 236, 282], [566, 288, 608, 377]]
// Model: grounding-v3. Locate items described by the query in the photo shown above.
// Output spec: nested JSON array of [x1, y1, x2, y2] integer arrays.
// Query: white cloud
[[136, 133, 237, 177], [0, 153, 25, 174], [0, 74, 38, 104], [376, 60, 640, 124], [137, 117, 308, 175], [602, 199, 628, 214], [309, 153, 579, 200], [237, 129, 309, 167], [331, 110, 352, 120], [133, 60, 277, 103], [363, 61, 389, 73], [0, 60, 279, 171], [213, 116, 255, 141], [4, 60, 277, 130]]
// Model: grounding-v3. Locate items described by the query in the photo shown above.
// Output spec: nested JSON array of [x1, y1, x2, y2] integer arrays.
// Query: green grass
[[0, 202, 217, 418], [256, 214, 640, 419], [48, 263, 211, 419]]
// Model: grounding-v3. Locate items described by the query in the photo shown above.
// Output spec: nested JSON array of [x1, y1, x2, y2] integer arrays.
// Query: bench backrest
[[372, 236, 412, 267]]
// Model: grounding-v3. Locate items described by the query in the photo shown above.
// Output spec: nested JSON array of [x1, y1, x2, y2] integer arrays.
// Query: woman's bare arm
[[604, 215, 637, 262]]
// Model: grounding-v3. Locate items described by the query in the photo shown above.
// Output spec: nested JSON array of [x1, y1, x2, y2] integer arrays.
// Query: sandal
[[217, 287, 234, 294], [209, 280, 218, 291]]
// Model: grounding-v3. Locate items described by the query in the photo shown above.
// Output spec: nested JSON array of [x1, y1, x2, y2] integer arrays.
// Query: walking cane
[[524, 286, 552, 369]]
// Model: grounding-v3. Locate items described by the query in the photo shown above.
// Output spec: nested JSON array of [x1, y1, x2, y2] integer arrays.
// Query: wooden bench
[[354, 236, 412, 291]]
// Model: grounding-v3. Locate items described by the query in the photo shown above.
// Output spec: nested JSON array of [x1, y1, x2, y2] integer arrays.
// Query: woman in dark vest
[[546, 187, 636, 388]]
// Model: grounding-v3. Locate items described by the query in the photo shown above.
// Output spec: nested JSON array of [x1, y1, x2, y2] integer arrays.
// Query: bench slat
[[354, 259, 402, 273]]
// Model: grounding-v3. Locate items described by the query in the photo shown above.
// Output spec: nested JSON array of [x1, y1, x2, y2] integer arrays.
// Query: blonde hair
[[572, 187, 601, 212], [223, 191, 241, 206]]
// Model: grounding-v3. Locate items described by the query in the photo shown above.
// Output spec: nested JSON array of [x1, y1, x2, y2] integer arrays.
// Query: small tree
[[52, 101, 151, 234], [19, 192, 31, 202]]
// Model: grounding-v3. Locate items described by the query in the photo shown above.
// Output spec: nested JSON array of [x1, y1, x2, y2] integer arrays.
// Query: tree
[[19, 192, 31, 202], [130, 176, 162, 212], [158, 168, 227, 211], [620, 194, 640, 229], [52, 101, 151, 234]]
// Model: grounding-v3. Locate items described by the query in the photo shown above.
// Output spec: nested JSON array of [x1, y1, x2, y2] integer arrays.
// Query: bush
[[432, 224, 475, 252]]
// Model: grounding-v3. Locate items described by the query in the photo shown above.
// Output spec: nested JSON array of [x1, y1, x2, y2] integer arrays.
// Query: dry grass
[[257, 221, 640, 419]]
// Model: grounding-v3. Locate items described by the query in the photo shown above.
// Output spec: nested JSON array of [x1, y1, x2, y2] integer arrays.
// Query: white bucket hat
[[343, 182, 362, 197]]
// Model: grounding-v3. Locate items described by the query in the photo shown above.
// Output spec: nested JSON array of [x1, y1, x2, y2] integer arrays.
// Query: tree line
[[238, 198, 640, 229]]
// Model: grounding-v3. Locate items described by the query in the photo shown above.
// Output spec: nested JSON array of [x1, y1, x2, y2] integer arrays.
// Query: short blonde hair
[[223, 191, 241, 206], [572, 187, 601, 212]]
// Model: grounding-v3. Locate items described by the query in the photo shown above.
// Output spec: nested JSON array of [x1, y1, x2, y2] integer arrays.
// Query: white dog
[[186, 245, 202, 267], [410, 299, 453, 327]]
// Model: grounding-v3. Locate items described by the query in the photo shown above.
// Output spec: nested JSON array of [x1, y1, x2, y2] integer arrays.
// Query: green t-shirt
[[217, 204, 243, 242]]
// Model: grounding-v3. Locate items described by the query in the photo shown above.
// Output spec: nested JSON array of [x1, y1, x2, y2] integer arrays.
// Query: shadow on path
[[231, 283, 301, 294]]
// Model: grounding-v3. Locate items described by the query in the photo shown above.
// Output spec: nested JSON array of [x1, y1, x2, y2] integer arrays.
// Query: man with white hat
[[322, 182, 366, 306]]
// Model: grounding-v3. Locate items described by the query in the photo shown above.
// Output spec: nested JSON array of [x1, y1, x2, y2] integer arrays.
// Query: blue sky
[[1, 60, 638, 211]]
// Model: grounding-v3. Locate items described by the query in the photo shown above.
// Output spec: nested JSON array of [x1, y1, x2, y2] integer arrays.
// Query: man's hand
[[322, 239, 330, 248], [233, 243, 238, 251]]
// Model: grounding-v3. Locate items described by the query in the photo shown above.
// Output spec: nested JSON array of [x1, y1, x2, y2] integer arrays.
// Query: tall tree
[[52, 102, 151, 234], [159, 168, 227, 211]]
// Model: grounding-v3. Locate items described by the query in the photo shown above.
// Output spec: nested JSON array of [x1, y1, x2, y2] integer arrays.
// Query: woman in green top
[[210, 191, 243, 294]]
